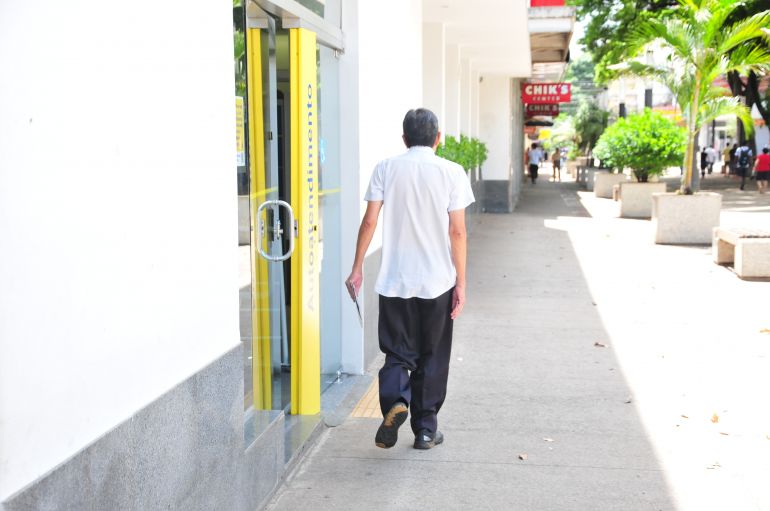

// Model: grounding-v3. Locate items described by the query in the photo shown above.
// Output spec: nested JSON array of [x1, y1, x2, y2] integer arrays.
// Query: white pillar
[[511, 78, 524, 203], [445, 44, 461, 138], [422, 22, 446, 136], [471, 68, 480, 139], [460, 57, 471, 135], [479, 75, 513, 181]]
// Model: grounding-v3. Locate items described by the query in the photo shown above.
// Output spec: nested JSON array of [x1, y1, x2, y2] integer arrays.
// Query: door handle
[[256, 199, 295, 262]]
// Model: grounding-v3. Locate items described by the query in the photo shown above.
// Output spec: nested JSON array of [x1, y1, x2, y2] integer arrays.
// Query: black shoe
[[413, 430, 444, 450], [375, 402, 408, 448]]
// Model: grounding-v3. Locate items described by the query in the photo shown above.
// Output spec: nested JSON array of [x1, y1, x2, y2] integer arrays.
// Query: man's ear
[[433, 131, 442, 150], [402, 134, 409, 148]]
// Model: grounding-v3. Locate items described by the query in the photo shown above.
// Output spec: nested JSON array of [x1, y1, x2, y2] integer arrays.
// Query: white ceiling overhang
[[423, 0, 532, 77], [527, 5, 576, 81]]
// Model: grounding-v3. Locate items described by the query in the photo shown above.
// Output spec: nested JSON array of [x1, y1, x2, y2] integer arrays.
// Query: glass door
[[248, 17, 294, 413], [238, 5, 322, 417]]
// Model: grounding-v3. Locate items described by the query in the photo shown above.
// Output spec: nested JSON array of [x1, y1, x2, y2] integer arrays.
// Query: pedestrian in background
[[729, 143, 738, 176], [706, 145, 717, 174], [527, 143, 545, 184], [700, 147, 709, 179], [735, 141, 753, 190], [722, 144, 732, 175], [346, 108, 475, 451], [754, 147, 770, 194], [551, 147, 562, 182]]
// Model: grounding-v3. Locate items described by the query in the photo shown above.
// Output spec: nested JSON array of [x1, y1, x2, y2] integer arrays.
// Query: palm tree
[[613, 0, 770, 194]]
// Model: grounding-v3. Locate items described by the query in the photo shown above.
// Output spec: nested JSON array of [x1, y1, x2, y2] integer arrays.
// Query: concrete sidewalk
[[267, 179, 770, 511]]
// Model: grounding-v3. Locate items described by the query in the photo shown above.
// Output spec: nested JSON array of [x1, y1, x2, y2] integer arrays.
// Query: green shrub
[[593, 109, 686, 182], [436, 135, 488, 172]]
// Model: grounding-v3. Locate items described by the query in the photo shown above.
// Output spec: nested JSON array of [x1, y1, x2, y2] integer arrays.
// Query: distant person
[[735, 142, 753, 190], [729, 143, 738, 176], [754, 147, 770, 194], [551, 148, 562, 182], [722, 144, 732, 175], [700, 147, 708, 179], [527, 143, 545, 184], [706, 146, 717, 174]]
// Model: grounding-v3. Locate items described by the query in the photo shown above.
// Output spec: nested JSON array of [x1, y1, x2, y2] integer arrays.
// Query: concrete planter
[[594, 173, 629, 198], [586, 168, 607, 192], [652, 192, 722, 244], [619, 182, 667, 218], [567, 160, 578, 179]]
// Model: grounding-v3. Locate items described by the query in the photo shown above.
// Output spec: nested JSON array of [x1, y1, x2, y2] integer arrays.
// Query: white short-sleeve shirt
[[364, 146, 476, 299]]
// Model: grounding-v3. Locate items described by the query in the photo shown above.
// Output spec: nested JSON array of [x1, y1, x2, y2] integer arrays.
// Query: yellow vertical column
[[289, 28, 321, 415], [246, 28, 272, 410]]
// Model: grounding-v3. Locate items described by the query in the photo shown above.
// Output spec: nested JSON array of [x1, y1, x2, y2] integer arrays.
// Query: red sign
[[522, 83, 572, 104], [531, 0, 565, 6], [525, 104, 560, 117]]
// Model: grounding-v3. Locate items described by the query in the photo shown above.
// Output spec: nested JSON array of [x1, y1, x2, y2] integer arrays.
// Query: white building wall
[[356, 0, 423, 224], [339, 0, 364, 374], [339, 0, 423, 373], [422, 22, 446, 136], [0, 0, 238, 501], [479, 75, 513, 181]]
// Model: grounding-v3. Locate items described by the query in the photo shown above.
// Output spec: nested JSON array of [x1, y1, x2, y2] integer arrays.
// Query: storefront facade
[[0, 1, 548, 509]]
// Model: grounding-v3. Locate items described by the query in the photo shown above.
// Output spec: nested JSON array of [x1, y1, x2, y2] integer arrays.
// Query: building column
[[422, 22, 446, 136], [471, 68, 480, 139], [479, 74, 513, 212], [445, 44, 461, 137], [460, 56, 471, 135], [510, 78, 524, 205]]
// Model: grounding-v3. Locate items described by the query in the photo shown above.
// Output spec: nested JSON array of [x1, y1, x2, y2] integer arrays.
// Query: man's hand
[[450, 285, 465, 320], [345, 270, 363, 301]]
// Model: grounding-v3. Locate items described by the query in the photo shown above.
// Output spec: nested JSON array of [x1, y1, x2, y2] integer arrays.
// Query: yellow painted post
[[246, 28, 273, 410], [290, 28, 321, 415]]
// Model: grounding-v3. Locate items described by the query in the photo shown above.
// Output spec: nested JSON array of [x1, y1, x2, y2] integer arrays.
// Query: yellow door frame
[[246, 28, 273, 410], [245, 25, 321, 415], [289, 28, 321, 416]]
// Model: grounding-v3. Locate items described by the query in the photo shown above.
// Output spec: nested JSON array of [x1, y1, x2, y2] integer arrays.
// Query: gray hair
[[402, 108, 439, 147]]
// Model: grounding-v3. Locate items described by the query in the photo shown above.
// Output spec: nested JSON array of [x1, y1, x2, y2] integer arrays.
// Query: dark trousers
[[529, 164, 539, 183], [378, 288, 454, 435], [739, 166, 749, 189]]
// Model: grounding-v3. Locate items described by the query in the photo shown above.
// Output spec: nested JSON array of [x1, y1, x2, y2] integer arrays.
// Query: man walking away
[[700, 147, 708, 179], [345, 108, 475, 450], [754, 147, 770, 194], [528, 143, 545, 184], [735, 142, 753, 190]]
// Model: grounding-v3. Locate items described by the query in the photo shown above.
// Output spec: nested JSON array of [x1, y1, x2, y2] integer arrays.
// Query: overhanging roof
[[528, 5, 575, 81]]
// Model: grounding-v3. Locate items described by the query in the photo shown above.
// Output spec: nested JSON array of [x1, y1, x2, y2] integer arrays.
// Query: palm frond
[[725, 43, 770, 75], [718, 10, 770, 55], [626, 18, 694, 63], [677, 0, 700, 11], [697, 96, 754, 135], [703, 2, 743, 48]]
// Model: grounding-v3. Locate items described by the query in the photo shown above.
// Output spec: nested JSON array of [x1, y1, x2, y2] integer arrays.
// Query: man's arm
[[345, 200, 383, 300], [448, 209, 467, 320]]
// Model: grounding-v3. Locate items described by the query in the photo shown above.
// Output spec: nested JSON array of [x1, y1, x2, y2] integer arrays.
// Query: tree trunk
[[682, 76, 701, 194], [747, 72, 770, 130]]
